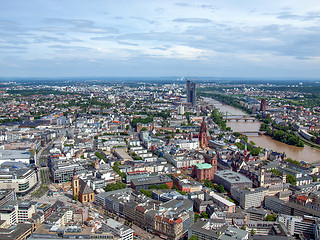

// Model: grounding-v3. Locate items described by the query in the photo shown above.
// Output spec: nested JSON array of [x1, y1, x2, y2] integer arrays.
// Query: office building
[[0, 165, 37, 194], [260, 99, 267, 112], [231, 187, 267, 210], [186, 79, 197, 107], [214, 170, 252, 193]]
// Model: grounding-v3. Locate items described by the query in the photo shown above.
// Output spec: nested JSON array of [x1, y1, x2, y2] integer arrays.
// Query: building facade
[[192, 163, 214, 181], [186, 80, 197, 107]]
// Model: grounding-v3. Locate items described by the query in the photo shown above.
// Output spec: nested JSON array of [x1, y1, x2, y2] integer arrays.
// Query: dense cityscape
[[0, 78, 319, 239]]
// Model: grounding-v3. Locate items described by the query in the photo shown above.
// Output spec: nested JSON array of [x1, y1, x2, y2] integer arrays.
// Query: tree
[[313, 176, 318, 182], [233, 132, 241, 137], [214, 184, 226, 193], [172, 185, 179, 190], [265, 214, 277, 221], [113, 161, 125, 178], [251, 229, 256, 235], [286, 174, 297, 186], [140, 188, 152, 198], [189, 235, 198, 240], [269, 169, 281, 176], [201, 212, 209, 219], [177, 190, 187, 195], [204, 180, 214, 189], [105, 182, 126, 192], [158, 184, 170, 189], [250, 147, 262, 156], [194, 213, 200, 222]]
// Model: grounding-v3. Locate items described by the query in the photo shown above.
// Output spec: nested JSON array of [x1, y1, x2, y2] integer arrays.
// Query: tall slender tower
[[199, 117, 208, 148], [260, 99, 267, 112], [186, 79, 197, 107], [72, 168, 79, 199]]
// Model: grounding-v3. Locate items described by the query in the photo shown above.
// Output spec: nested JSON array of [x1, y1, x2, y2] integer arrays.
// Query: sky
[[0, 0, 320, 78]]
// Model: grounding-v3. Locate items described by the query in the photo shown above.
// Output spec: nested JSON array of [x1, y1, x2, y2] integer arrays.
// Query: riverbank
[[202, 97, 320, 163]]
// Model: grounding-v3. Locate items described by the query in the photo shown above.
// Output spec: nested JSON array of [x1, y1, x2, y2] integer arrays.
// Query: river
[[203, 97, 320, 164]]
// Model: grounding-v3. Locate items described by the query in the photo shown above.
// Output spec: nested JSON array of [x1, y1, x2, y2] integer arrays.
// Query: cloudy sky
[[1, 0, 320, 78]]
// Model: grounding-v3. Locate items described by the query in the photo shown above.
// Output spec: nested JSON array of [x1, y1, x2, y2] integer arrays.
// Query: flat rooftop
[[215, 170, 252, 184]]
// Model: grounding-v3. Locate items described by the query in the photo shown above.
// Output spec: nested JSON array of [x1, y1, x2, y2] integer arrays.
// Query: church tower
[[199, 117, 208, 148], [72, 168, 79, 200], [95, 159, 99, 170]]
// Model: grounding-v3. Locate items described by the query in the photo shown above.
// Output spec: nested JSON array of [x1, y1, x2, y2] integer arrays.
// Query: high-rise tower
[[186, 79, 197, 107], [260, 99, 267, 112]]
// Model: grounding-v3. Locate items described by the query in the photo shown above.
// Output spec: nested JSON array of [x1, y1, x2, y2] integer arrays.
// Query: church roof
[[195, 163, 212, 169], [79, 178, 94, 195]]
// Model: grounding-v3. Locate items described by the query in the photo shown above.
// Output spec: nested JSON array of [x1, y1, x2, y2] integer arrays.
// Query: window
[[19, 181, 30, 191]]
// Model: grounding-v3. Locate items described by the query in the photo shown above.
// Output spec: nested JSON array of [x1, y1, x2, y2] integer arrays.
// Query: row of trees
[[203, 180, 226, 193], [113, 161, 125, 178]]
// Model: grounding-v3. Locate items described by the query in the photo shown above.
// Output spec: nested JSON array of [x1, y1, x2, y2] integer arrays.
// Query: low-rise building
[[100, 218, 134, 240], [214, 170, 252, 193], [210, 192, 236, 213], [131, 175, 173, 191], [0, 223, 33, 240], [188, 223, 248, 240]]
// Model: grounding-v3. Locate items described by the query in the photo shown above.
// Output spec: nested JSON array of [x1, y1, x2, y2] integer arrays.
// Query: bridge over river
[[222, 114, 257, 122]]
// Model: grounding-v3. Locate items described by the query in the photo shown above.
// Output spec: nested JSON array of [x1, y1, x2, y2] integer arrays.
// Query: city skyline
[[1, 0, 320, 78]]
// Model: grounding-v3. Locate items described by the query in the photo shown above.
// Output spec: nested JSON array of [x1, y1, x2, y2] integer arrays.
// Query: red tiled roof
[[135, 206, 146, 213], [175, 218, 182, 224], [297, 196, 308, 202]]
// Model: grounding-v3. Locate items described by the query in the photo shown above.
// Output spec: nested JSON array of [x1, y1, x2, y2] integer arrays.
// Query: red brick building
[[192, 163, 214, 181]]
